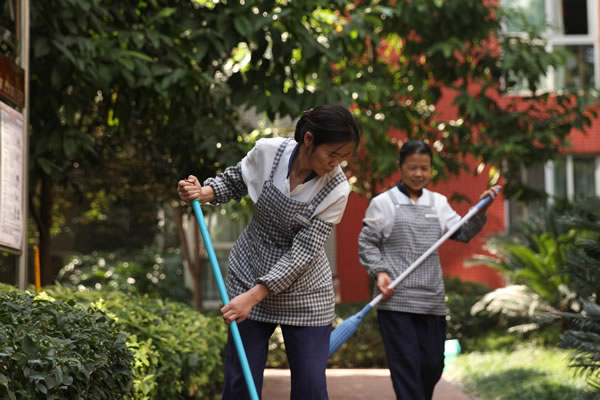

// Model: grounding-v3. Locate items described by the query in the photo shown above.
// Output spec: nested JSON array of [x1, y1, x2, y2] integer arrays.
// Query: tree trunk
[[173, 204, 202, 309], [38, 173, 54, 286]]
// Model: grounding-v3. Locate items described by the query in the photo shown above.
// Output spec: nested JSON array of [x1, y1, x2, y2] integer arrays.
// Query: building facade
[[335, 0, 600, 302]]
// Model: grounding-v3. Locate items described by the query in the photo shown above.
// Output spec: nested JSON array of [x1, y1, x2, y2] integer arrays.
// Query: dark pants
[[377, 310, 446, 400], [222, 319, 331, 400]]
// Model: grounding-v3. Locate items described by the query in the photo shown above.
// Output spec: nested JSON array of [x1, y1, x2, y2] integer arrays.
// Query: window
[[507, 155, 600, 226], [547, 0, 599, 90], [549, 155, 599, 199], [503, 0, 546, 33], [502, 0, 600, 91]]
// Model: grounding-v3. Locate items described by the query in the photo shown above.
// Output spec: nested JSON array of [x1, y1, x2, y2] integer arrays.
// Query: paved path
[[262, 369, 470, 400]]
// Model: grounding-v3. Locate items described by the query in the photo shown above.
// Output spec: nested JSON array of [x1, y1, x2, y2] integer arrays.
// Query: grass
[[446, 344, 599, 400]]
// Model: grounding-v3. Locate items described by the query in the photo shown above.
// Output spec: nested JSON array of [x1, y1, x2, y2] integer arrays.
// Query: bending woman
[[178, 104, 361, 400]]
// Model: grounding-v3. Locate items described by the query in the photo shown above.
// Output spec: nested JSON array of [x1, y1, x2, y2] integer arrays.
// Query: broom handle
[[368, 192, 497, 308], [192, 199, 259, 400]]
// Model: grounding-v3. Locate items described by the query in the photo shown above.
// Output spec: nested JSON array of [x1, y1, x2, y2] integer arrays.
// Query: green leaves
[[148, 7, 177, 23], [0, 291, 134, 399], [233, 15, 253, 37], [43, 286, 228, 399]]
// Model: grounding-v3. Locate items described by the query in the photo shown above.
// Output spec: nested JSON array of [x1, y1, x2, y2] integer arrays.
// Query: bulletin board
[[0, 100, 24, 252]]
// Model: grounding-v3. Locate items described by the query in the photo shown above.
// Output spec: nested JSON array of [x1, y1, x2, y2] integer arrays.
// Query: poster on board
[[0, 101, 24, 251]]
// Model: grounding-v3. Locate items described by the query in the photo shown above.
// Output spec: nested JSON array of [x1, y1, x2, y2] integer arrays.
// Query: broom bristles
[[329, 304, 373, 357]]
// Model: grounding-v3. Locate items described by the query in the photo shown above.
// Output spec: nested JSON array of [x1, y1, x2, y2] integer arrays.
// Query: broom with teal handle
[[192, 199, 259, 400], [328, 188, 500, 358]]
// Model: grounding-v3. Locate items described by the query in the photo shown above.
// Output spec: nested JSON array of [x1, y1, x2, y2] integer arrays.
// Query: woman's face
[[304, 133, 354, 176], [400, 153, 432, 194]]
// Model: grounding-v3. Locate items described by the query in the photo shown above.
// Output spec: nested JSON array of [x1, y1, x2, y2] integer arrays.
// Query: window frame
[[545, 154, 600, 201], [500, 0, 600, 92]]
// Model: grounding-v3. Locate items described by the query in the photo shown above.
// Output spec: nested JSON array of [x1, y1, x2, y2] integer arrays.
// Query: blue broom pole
[[192, 199, 259, 400], [328, 189, 500, 357]]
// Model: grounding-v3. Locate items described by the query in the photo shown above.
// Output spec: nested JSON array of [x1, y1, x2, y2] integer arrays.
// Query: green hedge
[[56, 248, 190, 304], [0, 284, 226, 400], [44, 286, 227, 400], [0, 289, 133, 400]]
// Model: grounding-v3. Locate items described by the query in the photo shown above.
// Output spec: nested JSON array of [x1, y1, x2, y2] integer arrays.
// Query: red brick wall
[[569, 116, 600, 153]]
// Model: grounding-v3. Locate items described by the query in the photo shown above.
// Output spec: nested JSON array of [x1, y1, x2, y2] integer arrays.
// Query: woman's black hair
[[294, 104, 361, 149], [398, 140, 433, 166]]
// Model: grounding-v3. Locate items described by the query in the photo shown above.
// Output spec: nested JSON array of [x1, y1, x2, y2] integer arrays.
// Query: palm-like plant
[[470, 196, 600, 390], [559, 197, 600, 300], [559, 301, 600, 389], [557, 196, 600, 390], [467, 202, 574, 310]]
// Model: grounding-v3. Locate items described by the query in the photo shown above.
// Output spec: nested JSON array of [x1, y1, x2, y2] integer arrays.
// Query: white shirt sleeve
[[240, 138, 283, 202], [431, 192, 462, 233], [362, 191, 396, 239], [313, 179, 350, 224]]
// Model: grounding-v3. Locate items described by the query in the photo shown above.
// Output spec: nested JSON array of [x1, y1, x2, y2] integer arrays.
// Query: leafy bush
[[266, 302, 387, 368], [44, 285, 227, 400], [558, 301, 600, 390], [555, 197, 600, 390], [469, 231, 572, 310], [559, 196, 600, 302], [468, 201, 575, 311], [444, 276, 494, 345], [57, 248, 190, 303], [0, 290, 133, 400]]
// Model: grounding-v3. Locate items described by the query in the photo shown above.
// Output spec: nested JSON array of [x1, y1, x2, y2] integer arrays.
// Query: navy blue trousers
[[222, 319, 331, 400], [377, 310, 446, 400]]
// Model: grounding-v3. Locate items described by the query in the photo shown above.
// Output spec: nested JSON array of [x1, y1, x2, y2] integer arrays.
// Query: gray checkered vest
[[226, 139, 346, 326], [374, 190, 446, 316]]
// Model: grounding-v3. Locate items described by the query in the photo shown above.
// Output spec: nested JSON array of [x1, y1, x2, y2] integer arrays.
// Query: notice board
[[0, 100, 24, 251]]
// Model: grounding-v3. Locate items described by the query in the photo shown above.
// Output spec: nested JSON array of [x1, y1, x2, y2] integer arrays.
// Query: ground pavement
[[262, 369, 471, 400]]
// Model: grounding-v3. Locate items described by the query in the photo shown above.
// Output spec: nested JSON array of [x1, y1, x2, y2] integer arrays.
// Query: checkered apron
[[375, 190, 446, 315], [226, 139, 345, 326]]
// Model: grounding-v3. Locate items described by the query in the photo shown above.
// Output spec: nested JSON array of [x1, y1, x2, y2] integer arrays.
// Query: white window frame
[[545, 155, 600, 202], [545, 0, 600, 90], [501, 0, 600, 92]]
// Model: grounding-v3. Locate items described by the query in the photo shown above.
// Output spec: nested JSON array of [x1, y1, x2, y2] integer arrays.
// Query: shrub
[[0, 290, 134, 399], [556, 196, 600, 390], [56, 248, 190, 303], [467, 201, 575, 311], [444, 276, 494, 346], [45, 285, 227, 400], [266, 302, 387, 368], [559, 301, 600, 390]]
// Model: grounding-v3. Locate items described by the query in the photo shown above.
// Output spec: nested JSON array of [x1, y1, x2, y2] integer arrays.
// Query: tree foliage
[[27, 0, 598, 282]]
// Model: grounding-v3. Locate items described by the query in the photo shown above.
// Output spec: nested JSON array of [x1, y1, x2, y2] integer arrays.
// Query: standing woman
[[358, 140, 499, 400], [178, 104, 361, 400]]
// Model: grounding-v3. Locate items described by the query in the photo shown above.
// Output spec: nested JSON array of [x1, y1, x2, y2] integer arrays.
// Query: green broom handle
[[192, 199, 259, 400]]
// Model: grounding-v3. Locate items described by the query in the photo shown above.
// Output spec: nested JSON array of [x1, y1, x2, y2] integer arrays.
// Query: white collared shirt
[[363, 186, 469, 239], [241, 137, 350, 224]]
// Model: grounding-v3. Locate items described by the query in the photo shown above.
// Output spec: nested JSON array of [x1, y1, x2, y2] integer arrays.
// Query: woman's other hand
[[220, 284, 269, 325], [376, 272, 394, 300], [478, 185, 501, 215]]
